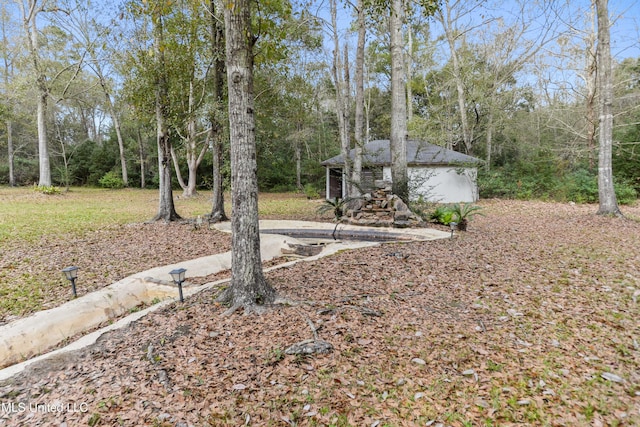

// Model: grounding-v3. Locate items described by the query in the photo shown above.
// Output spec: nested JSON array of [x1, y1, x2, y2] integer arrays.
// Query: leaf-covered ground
[[1, 200, 639, 426], [0, 223, 232, 325]]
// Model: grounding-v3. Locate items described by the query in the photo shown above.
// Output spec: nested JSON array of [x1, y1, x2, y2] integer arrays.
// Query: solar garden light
[[169, 268, 187, 303], [449, 222, 458, 239], [62, 266, 79, 298]]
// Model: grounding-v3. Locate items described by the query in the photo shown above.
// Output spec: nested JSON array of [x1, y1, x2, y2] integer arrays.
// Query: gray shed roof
[[321, 139, 482, 167]]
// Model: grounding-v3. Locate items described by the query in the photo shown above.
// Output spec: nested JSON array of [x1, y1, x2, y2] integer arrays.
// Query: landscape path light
[[449, 222, 458, 239], [62, 266, 79, 298], [169, 268, 187, 303]]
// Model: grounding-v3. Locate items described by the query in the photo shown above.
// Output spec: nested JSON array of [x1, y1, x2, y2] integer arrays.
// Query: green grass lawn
[[0, 187, 153, 242], [0, 187, 323, 244]]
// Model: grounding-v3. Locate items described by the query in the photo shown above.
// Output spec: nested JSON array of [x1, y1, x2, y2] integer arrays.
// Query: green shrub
[[303, 183, 321, 199], [266, 183, 297, 193], [557, 169, 637, 205], [479, 167, 637, 205], [429, 205, 455, 225], [559, 169, 599, 203], [0, 158, 39, 186], [478, 171, 540, 199], [32, 185, 61, 195], [98, 171, 125, 189], [614, 180, 637, 205]]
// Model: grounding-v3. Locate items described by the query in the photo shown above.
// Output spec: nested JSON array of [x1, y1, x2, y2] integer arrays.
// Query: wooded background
[[0, 0, 638, 203]]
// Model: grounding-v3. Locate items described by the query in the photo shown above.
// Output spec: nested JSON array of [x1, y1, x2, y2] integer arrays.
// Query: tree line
[[1, 0, 638, 207]]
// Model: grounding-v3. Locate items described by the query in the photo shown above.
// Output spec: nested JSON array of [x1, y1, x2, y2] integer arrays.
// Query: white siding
[[382, 166, 478, 203]]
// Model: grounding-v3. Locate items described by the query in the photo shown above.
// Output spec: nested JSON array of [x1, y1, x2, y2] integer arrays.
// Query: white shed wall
[[382, 166, 478, 203]]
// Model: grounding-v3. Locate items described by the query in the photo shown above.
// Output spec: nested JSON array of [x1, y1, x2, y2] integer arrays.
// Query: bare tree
[[170, 80, 209, 198], [476, 0, 556, 170], [434, 0, 490, 155], [533, 1, 600, 170], [99, 73, 128, 186], [595, 0, 622, 216], [584, 3, 598, 171], [52, 0, 129, 186], [434, 0, 472, 154], [216, 0, 275, 314]]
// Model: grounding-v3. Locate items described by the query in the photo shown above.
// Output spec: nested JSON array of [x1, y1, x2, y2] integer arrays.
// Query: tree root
[[146, 211, 182, 223], [216, 287, 287, 316], [294, 308, 320, 341], [219, 302, 272, 316], [205, 211, 228, 224]]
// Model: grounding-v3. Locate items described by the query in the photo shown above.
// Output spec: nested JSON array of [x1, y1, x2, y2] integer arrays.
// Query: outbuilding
[[321, 139, 482, 203]]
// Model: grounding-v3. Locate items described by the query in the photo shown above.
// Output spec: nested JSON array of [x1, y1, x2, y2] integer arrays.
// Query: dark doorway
[[328, 168, 343, 199]]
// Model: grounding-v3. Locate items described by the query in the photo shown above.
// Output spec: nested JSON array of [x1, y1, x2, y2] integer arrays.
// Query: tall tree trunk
[[178, 81, 208, 198], [36, 79, 50, 187], [22, 4, 51, 187], [54, 119, 70, 190], [485, 110, 493, 171], [1, 9, 14, 187], [208, 0, 228, 223], [595, 0, 621, 216], [406, 25, 413, 121], [151, 8, 180, 222], [137, 128, 146, 189], [101, 83, 128, 186], [217, 0, 275, 313], [344, 43, 351, 136], [351, 0, 366, 198], [209, 127, 227, 221], [390, 0, 408, 201], [7, 120, 14, 186], [170, 145, 187, 190], [585, 6, 598, 172], [330, 0, 351, 198], [189, 145, 208, 197], [295, 139, 302, 191]]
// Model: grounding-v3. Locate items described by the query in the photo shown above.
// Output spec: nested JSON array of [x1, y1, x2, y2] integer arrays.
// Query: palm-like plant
[[317, 197, 348, 221], [451, 203, 483, 231], [317, 196, 360, 239]]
